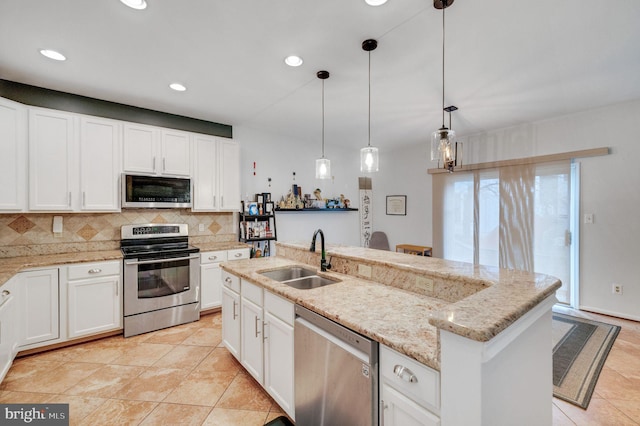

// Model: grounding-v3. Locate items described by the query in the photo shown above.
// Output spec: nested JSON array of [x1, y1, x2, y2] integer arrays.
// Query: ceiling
[[1, 0, 640, 153]]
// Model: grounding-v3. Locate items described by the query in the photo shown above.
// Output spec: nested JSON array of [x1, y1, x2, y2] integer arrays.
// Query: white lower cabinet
[[18, 269, 60, 347], [0, 277, 19, 382], [240, 280, 264, 383], [221, 272, 295, 420], [201, 248, 249, 312], [66, 261, 122, 339], [380, 345, 441, 426], [264, 291, 295, 420], [201, 251, 227, 311], [221, 271, 241, 359]]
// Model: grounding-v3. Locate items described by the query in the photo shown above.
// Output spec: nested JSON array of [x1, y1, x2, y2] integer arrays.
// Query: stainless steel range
[[121, 224, 200, 337]]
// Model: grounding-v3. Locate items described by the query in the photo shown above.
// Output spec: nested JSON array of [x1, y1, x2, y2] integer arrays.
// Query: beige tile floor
[[0, 313, 286, 425], [1, 307, 638, 425]]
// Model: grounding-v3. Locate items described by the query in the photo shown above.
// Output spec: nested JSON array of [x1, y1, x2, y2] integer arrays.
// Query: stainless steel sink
[[260, 266, 317, 282], [283, 275, 339, 290], [259, 266, 340, 289]]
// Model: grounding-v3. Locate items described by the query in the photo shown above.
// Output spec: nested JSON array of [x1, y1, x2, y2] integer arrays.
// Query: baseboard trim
[[578, 305, 640, 322]]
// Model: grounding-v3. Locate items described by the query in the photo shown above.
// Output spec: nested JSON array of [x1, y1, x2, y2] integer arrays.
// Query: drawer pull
[[224, 277, 232, 285], [393, 364, 418, 383], [1, 290, 10, 297], [234, 252, 242, 258], [209, 256, 218, 261], [88, 268, 102, 274]]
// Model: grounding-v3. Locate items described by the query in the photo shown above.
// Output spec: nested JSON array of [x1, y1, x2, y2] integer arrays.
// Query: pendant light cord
[[368, 50, 371, 148], [322, 79, 325, 158], [441, 0, 446, 128]]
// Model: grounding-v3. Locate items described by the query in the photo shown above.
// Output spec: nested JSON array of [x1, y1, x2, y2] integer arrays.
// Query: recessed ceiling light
[[39, 49, 66, 61], [365, 0, 388, 5], [120, 0, 147, 10], [284, 55, 303, 67], [169, 83, 187, 92]]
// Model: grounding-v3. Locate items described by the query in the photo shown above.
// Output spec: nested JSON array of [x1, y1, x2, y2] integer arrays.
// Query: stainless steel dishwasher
[[294, 305, 378, 426]]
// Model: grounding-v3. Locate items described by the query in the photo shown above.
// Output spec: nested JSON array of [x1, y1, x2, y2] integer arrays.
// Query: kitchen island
[[221, 241, 561, 426]]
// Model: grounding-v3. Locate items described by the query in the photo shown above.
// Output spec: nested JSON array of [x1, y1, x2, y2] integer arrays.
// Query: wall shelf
[[275, 208, 358, 213]]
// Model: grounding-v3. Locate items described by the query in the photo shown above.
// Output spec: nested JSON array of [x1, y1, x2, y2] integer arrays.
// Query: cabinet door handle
[[393, 365, 418, 383], [380, 400, 388, 426], [153, 157, 156, 172], [221, 196, 224, 207], [232, 300, 238, 319], [213, 195, 217, 208], [83, 191, 86, 207], [88, 268, 102, 274], [163, 158, 166, 172], [255, 316, 260, 338], [263, 321, 268, 341], [68, 192, 72, 207], [0, 290, 11, 308]]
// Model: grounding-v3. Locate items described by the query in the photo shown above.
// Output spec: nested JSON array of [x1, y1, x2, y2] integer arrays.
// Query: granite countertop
[[278, 242, 561, 342], [194, 242, 251, 252], [221, 256, 445, 370], [221, 243, 561, 371], [0, 241, 250, 287], [0, 250, 124, 287]]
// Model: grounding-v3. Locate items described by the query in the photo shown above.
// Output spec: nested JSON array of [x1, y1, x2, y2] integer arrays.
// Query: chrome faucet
[[310, 229, 331, 272]]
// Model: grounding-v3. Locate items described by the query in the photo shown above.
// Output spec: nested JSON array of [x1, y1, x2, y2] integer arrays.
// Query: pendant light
[[430, 0, 460, 172], [315, 70, 331, 180], [361, 39, 379, 173]]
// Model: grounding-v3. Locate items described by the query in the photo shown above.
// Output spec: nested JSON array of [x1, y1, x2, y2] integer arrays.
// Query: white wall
[[377, 99, 640, 320], [237, 99, 640, 320], [234, 125, 362, 247]]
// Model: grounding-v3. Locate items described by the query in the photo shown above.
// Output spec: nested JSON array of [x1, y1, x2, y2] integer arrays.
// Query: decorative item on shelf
[[430, 0, 462, 173], [361, 38, 379, 173], [315, 70, 332, 180], [248, 202, 258, 215]]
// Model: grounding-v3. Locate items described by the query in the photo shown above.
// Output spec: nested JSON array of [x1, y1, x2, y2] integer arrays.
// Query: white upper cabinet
[[28, 108, 78, 211], [79, 116, 121, 211], [218, 139, 241, 210], [0, 97, 27, 211], [161, 130, 191, 176], [192, 135, 240, 211], [123, 123, 191, 177]]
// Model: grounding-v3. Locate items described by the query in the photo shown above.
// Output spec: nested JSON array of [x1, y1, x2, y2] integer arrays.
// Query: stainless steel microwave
[[121, 174, 192, 208]]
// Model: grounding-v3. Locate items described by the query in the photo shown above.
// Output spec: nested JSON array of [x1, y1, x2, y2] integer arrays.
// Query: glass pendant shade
[[360, 146, 379, 172], [315, 158, 331, 179], [431, 127, 456, 170]]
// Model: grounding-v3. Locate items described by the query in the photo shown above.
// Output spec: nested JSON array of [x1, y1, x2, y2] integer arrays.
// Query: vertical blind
[[433, 160, 571, 300]]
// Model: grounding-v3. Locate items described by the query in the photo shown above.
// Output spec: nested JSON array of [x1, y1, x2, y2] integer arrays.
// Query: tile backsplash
[[0, 209, 236, 258]]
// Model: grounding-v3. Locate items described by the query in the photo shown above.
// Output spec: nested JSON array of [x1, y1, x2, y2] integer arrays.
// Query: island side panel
[[440, 295, 555, 426]]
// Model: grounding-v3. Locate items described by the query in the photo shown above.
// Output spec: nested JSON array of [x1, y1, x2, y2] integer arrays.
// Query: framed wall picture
[[386, 195, 407, 216]]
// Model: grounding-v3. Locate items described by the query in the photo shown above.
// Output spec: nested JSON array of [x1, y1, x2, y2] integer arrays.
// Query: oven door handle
[[124, 255, 200, 265]]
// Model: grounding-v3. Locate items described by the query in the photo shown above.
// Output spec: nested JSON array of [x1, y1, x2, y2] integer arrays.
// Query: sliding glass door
[[435, 161, 572, 304]]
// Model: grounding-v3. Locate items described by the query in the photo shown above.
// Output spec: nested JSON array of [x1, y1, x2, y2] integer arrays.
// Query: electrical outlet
[[612, 283, 623, 295], [198, 223, 204, 232], [584, 213, 594, 224], [358, 264, 372, 279], [416, 276, 434, 293]]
